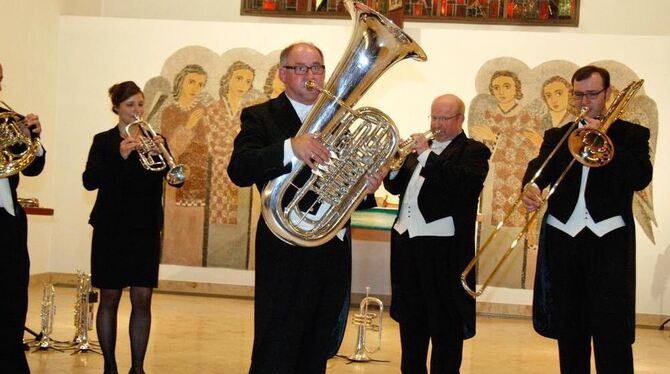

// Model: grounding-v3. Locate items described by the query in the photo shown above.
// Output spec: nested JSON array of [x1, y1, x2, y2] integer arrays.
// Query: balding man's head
[[430, 94, 465, 142]]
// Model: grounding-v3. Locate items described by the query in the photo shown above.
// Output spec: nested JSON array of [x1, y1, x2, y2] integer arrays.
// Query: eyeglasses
[[572, 87, 606, 100], [283, 64, 325, 75], [429, 113, 461, 122]]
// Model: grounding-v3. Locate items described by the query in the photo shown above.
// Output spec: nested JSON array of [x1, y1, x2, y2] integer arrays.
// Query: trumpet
[[388, 129, 441, 170], [348, 287, 384, 362], [460, 80, 644, 298], [36, 283, 57, 350], [69, 270, 100, 354], [0, 100, 42, 178], [125, 115, 186, 186]]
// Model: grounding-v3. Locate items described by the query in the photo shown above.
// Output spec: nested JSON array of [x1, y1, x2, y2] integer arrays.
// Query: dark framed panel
[[240, 1, 580, 27]]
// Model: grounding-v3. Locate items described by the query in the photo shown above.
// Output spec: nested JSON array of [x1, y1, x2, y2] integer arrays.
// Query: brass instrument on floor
[[460, 79, 644, 298], [69, 271, 100, 354], [36, 284, 57, 349], [388, 129, 441, 170], [0, 100, 42, 178], [348, 287, 384, 362], [125, 115, 186, 186], [261, 0, 426, 246]]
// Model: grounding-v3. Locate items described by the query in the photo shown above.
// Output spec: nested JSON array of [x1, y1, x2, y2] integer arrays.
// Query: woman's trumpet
[[125, 115, 186, 186]]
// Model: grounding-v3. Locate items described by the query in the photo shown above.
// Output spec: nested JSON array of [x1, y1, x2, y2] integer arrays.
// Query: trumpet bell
[[166, 164, 187, 186]]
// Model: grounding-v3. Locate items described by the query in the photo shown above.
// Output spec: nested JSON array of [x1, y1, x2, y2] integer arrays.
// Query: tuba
[[261, 0, 427, 247], [125, 115, 186, 186], [0, 100, 42, 178], [460, 80, 644, 297]]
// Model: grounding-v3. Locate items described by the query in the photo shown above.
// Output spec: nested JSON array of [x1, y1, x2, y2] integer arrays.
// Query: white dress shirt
[[546, 121, 625, 237], [546, 165, 625, 237], [392, 139, 456, 238]]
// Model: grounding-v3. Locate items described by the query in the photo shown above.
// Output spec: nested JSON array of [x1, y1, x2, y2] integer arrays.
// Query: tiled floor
[[23, 284, 670, 373]]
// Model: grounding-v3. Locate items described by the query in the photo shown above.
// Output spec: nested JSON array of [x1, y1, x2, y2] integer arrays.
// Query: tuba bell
[[0, 100, 42, 178], [261, 0, 427, 247], [125, 115, 186, 186]]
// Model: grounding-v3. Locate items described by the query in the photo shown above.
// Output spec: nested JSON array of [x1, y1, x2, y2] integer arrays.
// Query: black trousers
[[392, 231, 465, 374], [248, 220, 350, 374], [0, 208, 30, 373], [545, 226, 634, 374]]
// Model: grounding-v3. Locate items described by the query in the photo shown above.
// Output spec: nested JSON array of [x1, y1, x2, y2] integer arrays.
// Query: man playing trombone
[[384, 94, 490, 373], [522, 66, 652, 373], [0, 62, 46, 374]]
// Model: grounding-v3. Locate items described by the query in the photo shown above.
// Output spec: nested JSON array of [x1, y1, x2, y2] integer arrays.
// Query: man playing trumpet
[[384, 94, 490, 373]]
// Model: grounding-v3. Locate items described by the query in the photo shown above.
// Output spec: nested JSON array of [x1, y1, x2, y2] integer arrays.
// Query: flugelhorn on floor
[[125, 115, 186, 186], [0, 100, 42, 178], [348, 287, 384, 362], [460, 80, 644, 298]]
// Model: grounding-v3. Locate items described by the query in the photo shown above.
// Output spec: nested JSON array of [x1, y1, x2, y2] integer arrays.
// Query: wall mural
[[143, 46, 283, 270], [468, 58, 658, 290]]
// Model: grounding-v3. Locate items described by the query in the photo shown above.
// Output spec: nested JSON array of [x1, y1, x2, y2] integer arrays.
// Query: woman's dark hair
[[108, 81, 142, 114]]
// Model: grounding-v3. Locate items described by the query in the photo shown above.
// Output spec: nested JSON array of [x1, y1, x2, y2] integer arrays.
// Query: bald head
[[430, 94, 464, 142]]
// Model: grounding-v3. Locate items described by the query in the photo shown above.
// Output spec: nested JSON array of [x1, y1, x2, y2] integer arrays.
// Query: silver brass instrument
[[36, 283, 57, 350], [0, 100, 42, 178], [348, 287, 384, 362], [388, 129, 441, 171], [261, 0, 427, 247], [461, 80, 644, 297], [69, 271, 101, 354], [125, 115, 186, 186]]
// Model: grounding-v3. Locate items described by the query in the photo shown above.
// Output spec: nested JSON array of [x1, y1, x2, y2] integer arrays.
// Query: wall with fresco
[[16, 12, 667, 314]]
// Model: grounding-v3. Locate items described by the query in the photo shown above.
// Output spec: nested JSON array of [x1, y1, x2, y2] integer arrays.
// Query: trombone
[[125, 115, 186, 186], [460, 80, 644, 298]]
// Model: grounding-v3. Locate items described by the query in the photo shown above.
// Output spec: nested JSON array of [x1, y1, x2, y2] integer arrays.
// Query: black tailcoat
[[383, 132, 490, 339], [523, 119, 652, 343]]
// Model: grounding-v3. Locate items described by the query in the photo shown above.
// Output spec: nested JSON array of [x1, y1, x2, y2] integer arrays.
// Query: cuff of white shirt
[[283, 138, 294, 166]]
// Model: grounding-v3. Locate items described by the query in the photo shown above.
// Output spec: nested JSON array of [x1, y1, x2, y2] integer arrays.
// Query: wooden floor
[[23, 284, 670, 373]]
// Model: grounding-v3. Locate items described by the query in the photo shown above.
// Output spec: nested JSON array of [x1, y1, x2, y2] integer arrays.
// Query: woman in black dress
[[83, 81, 180, 374]]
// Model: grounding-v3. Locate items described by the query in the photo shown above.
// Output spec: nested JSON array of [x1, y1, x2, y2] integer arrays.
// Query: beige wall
[[1, 0, 669, 316]]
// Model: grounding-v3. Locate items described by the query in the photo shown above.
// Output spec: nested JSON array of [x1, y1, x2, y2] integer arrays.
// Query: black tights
[[97, 287, 153, 374]]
